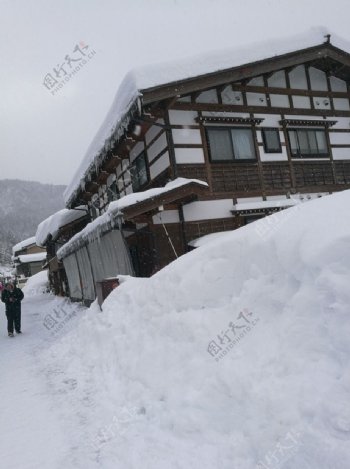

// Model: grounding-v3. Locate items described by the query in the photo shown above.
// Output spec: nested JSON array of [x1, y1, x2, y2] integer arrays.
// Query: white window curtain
[[208, 129, 232, 160], [87, 230, 134, 282], [63, 254, 82, 300], [75, 247, 95, 301], [231, 129, 255, 159]]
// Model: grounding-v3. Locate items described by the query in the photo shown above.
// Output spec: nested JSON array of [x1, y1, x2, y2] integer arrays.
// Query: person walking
[[1, 283, 24, 337]]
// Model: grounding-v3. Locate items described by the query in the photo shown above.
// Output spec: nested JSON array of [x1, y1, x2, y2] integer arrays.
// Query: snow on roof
[[64, 27, 350, 207], [12, 236, 37, 254], [58, 178, 207, 259], [16, 252, 47, 264], [36, 207, 87, 247]]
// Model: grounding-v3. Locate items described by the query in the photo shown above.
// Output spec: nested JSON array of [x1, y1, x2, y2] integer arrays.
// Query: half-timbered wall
[[165, 66, 350, 217]]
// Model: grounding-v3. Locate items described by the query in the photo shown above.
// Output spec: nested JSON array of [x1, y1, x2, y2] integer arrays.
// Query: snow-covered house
[[12, 237, 47, 279], [61, 31, 350, 302], [36, 208, 89, 296]]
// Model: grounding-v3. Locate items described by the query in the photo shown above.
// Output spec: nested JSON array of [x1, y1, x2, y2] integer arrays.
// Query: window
[[107, 181, 118, 202], [287, 129, 328, 158], [131, 152, 148, 191], [261, 128, 281, 153], [207, 127, 256, 162]]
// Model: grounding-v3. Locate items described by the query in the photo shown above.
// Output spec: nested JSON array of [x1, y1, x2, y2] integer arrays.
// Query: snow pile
[[44, 189, 350, 468], [58, 178, 207, 259], [23, 270, 49, 296], [12, 236, 36, 254], [36, 208, 87, 247], [64, 27, 349, 206]]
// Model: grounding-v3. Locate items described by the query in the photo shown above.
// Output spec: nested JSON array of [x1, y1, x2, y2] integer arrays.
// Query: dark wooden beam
[[142, 44, 350, 104]]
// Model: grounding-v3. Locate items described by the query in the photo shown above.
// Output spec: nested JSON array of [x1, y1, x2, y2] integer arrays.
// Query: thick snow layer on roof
[[42, 188, 350, 467], [12, 236, 36, 254], [36, 208, 87, 247], [64, 27, 350, 206], [58, 178, 207, 259], [17, 252, 47, 264]]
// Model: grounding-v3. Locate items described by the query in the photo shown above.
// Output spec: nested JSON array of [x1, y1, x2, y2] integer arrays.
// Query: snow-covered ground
[[1, 190, 350, 468]]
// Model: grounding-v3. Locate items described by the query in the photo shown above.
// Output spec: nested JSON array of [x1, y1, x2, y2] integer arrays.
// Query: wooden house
[[60, 33, 350, 302], [12, 237, 47, 279], [36, 208, 90, 296]]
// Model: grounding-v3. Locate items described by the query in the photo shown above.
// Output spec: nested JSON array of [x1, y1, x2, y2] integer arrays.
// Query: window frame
[[131, 152, 149, 191], [287, 127, 329, 159], [206, 126, 257, 163], [261, 127, 282, 154]]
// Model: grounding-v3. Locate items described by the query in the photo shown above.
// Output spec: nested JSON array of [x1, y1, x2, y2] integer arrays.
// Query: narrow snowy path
[[0, 291, 79, 469]]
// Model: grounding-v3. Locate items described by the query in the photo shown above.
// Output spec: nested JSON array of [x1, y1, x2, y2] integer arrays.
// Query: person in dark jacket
[[1, 283, 24, 337]]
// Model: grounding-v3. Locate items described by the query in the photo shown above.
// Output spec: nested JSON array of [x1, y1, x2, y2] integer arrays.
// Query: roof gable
[[141, 42, 350, 104]]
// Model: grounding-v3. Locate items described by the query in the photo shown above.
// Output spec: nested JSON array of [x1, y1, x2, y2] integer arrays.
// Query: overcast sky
[[1, 0, 350, 187]]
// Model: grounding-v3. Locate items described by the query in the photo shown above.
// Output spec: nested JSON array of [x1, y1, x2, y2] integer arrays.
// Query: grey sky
[[1, 0, 350, 186]]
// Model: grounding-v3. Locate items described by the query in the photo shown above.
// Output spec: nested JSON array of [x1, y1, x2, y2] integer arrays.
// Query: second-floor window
[[131, 152, 148, 191], [288, 128, 328, 158], [207, 127, 256, 162]]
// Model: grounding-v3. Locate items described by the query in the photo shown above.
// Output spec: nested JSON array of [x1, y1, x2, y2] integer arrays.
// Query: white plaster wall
[[175, 148, 205, 164], [147, 132, 167, 162], [313, 97, 331, 110], [168, 110, 198, 125], [292, 95, 311, 109], [333, 98, 350, 111], [152, 210, 180, 224], [106, 173, 116, 186], [236, 196, 263, 203], [129, 142, 145, 163], [196, 89, 218, 103], [289, 66, 308, 89], [202, 111, 250, 118], [309, 67, 328, 91], [329, 132, 350, 145], [267, 70, 286, 87], [332, 147, 350, 160], [125, 185, 133, 194], [183, 199, 233, 221], [259, 146, 288, 162], [255, 114, 281, 128], [247, 92, 267, 107], [270, 94, 289, 107], [172, 128, 202, 145], [145, 119, 165, 145], [149, 152, 170, 179], [330, 76, 347, 92], [328, 117, 350, 129]]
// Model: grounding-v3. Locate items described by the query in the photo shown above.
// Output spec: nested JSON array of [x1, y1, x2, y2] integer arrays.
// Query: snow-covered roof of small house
[[36, 207, 88, 247], [64, 27, 350, 208], [16, 252, 47, 264], [58, 178, 208, 260], [12, 236, 37, 254]]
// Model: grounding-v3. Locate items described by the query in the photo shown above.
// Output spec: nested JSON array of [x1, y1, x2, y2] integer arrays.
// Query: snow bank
[[36, 208, 87, 247], [45, 189, 350, 468], [64, 27, 350, 207], [23, 270, 49, 296], [12, 236, 36, 254]]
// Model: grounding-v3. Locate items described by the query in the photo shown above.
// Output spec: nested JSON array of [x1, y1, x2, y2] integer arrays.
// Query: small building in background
[[35, 207, 90, 296], [12, 237, 47, 282]]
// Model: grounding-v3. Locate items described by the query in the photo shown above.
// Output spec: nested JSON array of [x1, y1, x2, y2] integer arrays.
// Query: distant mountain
[[0, 179, 66, 264]]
